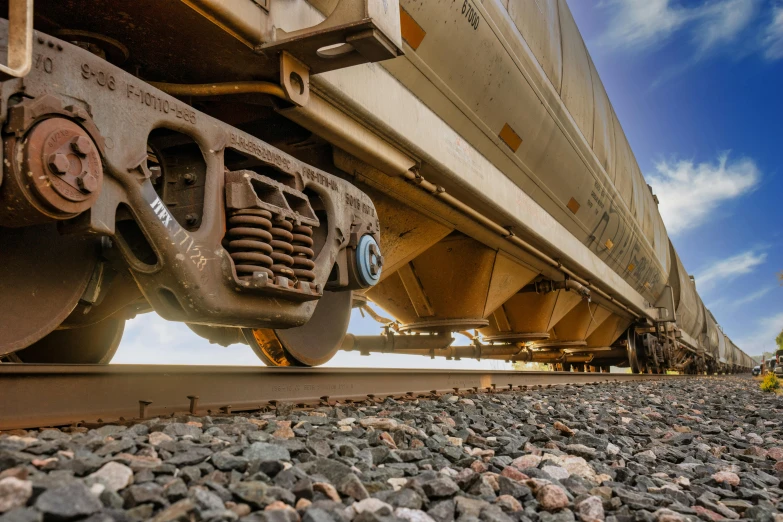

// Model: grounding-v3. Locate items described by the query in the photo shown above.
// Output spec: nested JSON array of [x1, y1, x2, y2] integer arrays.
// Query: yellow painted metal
[[481, 289, 582, 340], [483, 252, 538, 317], [367, 234, 536, 329], [366, 187, 453, 280], [550, 301, 611, 343], [397, 263, 435, 318], [586, 314, 633, 349]]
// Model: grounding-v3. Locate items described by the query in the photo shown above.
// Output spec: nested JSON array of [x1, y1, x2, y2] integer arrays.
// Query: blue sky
[[113, 0, 782, 365], [568, 0, 783, 355]]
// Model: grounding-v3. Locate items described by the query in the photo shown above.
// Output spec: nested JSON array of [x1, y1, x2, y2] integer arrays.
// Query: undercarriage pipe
[[340, 335, 609, 363]]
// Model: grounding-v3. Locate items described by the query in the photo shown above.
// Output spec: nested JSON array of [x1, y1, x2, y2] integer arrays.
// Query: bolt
[[77, 173, 98, 194], [187, 395, 199, 414], [139, 400, 152, 419], [48, 153, 70, 175], [185, 213, 199, 226], [183, 172, 196, 184], [71, 136, 93, 156]]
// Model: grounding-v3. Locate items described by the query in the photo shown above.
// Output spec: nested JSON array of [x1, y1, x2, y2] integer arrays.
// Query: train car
[[0, 0, 752, 373]]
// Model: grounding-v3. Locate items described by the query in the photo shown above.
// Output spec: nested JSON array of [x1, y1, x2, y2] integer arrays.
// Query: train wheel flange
[[625, 329, 646, 374], [13, 317, 125, 364], [243, 290, 352, 367]]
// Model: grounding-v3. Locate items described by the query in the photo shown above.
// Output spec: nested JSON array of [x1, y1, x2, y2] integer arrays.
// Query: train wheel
[[13, 317, 125, 364], [1, 224, 99, 355], [243, 290, 352, 367], [625, 330, 647, 374]]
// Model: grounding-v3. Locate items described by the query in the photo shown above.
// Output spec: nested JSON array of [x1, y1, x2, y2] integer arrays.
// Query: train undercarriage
[[0, 2, 749, 375]]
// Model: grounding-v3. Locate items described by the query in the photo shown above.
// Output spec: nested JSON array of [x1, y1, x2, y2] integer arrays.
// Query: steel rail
[[0, 365, 689, 431]]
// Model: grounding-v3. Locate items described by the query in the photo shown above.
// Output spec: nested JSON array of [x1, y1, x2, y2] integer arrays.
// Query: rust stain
[[566, 197, 580, 215], [498, 123, 523, 152], [627, 263, 635, 272], [400, 8, 426, 50]]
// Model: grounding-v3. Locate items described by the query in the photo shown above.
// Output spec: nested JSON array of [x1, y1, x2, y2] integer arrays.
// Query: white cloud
[[647, 152, 759, 234], [598, 0, 758, 56], [734, 311, 783, 356], [706, 285, 774, 310], [762, 4, 783, 59], [733, 286, 776, 306], [693, 0, 759, 54], [694, 249, 767, 290], [598, 0, 692, 50]]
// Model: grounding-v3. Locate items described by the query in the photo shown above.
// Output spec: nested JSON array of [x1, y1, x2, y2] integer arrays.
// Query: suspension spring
[[291, 224, 316, 282], [226, 209, 274, 279], [270, 218, 295, 279]]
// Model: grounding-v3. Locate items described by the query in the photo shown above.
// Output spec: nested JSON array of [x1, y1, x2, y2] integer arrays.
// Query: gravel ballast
[[0, 376, 780, 522]]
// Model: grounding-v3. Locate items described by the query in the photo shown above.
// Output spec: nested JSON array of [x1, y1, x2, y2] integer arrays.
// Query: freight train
[[0, 0, 753, 373]]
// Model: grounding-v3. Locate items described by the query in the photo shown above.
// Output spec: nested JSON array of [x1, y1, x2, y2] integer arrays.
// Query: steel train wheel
[[243, 290, 352, 367], [625, 329, 647, 374], [13, 317, 125, 364], [0, 224, 98, 355]]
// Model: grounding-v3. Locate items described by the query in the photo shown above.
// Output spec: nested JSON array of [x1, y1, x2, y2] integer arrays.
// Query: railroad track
[[0, 365, 691, 431]]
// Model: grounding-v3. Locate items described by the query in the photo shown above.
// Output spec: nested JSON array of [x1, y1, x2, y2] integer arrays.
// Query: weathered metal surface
[[258, 0, 403, 74], [382, 0, 669, 308], [0, 22, 379, 357], [0, 224, 98, 355], [0, 364, 688, 430], [0, 103, 105, 227], [13, 318, 125, 364], [366, 234, 536, 331], [0, 0, 33, 80]]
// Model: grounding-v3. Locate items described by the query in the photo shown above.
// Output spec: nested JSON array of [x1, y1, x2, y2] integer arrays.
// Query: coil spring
[[227, 209, 316, 284], [226, 209, 274, 279], [269, 219, 295, 279], [291, 224, 315, 282]]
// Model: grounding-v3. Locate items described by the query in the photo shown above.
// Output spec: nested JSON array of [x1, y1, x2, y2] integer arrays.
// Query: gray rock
[[123, 483, 167, 508], [243, 442, 291, 463], [428, 499, 455, 522], [162, 423, 203, 439], [212, 451, 248, 471], [0, 508, 43, 522], [191, 486, 225, 510], [338, 473, 369, 500], [165, 447, 213, 466], [35, 481, 103, 519], [421, 477, 460, 498], [230, 481, 277, 509]]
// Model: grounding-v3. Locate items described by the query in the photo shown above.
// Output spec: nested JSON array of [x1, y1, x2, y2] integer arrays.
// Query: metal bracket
[[653, 284, 676, 323], [280, 51, 310, 106], [0, 0, 34, 80], [257, 0, 403, 74]]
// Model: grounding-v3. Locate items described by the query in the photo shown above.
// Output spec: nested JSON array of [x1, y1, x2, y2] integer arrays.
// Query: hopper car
[[0, 0, 752, 373]]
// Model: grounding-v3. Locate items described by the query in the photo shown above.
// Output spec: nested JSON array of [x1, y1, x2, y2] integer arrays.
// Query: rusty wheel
[[243, 290, 352, 367], [13, 317, 125, 364], [0, 223, 98, 356]]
